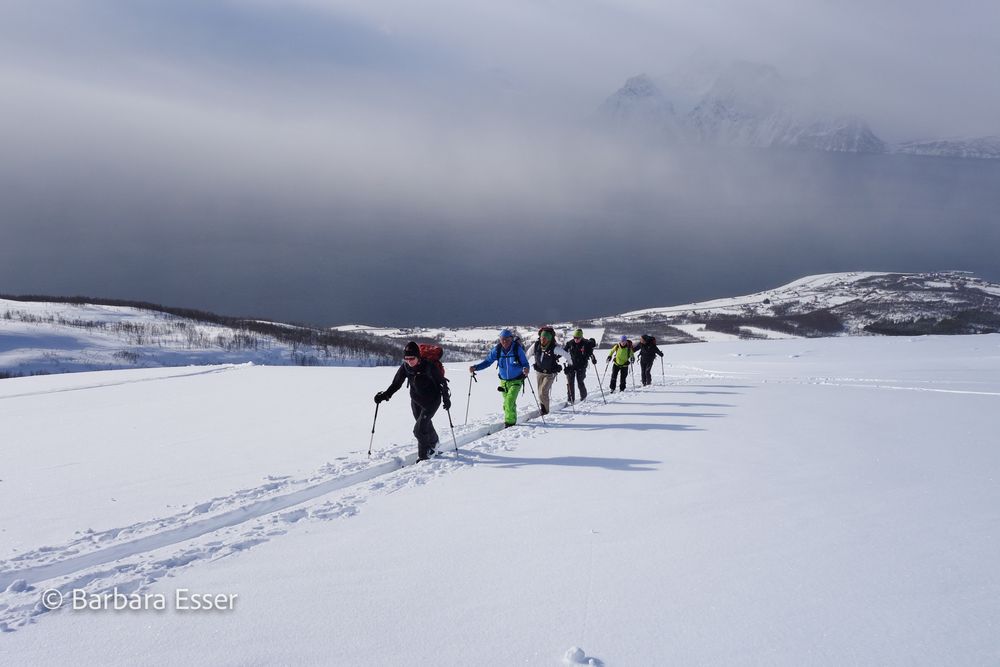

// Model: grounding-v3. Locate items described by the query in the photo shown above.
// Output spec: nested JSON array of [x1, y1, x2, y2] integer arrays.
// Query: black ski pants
[[410, 397, 441, 459], [610, 363, 629, 391], [639, 357, 655, 386], [566, 366, 588, 402]]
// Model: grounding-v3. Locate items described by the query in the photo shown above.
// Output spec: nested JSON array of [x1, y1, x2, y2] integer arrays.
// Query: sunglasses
[[403, 356, 418, 362]]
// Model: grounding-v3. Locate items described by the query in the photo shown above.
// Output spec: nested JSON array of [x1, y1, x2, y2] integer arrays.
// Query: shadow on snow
[[465, 451, 660, 471], [535, 422, 704, 433]]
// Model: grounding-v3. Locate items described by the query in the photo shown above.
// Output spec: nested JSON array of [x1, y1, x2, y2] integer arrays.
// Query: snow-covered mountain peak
[[598, 59, 995, 158], [600, 60, 891, 154], [598, 73, 678, 137], [616, 73, 663, 100]]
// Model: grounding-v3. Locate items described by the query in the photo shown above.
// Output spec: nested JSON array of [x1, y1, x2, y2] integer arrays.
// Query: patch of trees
[[696, 309, 844, 337], [863, 310, 1000, 336]]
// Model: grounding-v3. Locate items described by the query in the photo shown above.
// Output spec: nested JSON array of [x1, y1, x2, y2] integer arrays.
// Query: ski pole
[[367, 403, 380, 458], [464, 371, 477, 425], [446, 408, 459, 452], [524, 375, 546, 425], [566, 371, 576, 413], [591, 359, 608, 404], [601, 359, 610, 385]]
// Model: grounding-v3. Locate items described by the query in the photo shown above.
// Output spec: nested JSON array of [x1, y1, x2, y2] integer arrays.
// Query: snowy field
[[2, 334, 999, 665]]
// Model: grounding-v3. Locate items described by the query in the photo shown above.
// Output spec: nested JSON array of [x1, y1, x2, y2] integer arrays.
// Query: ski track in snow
[[765, 377, 1000, 396], [672, 363, 1000, 396], [0, 364, 244, 401], [0, 375, 676, 632], [6, 363, 985, 633]]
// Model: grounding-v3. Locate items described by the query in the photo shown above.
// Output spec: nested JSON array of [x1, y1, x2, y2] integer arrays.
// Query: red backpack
[[418, 344, 446, 378]]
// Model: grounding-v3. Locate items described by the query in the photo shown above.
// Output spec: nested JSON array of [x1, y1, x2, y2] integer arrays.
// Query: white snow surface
[[2, 334, 999, 665]]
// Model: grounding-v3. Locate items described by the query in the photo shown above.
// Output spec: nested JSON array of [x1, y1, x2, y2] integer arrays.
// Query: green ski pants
[[499, 378, 523, 425]]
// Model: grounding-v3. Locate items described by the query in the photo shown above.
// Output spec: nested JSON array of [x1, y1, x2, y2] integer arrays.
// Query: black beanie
[[403, 341, 420, 357]]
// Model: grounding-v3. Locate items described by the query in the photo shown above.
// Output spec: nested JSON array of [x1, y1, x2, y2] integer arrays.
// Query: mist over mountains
[[598, 61, 999, 158], [2, 2, 999, 327]]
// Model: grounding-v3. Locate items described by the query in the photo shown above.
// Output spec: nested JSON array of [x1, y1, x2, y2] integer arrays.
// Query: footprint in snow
[[563, 646, 603, 666], [5, 579, 29, 594]]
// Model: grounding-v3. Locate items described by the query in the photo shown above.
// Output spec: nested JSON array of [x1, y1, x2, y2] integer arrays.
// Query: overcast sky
[[2, 0, 999, 326]]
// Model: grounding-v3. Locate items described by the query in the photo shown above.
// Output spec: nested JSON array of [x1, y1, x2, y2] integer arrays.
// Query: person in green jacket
[[606, 335, 635, 393]]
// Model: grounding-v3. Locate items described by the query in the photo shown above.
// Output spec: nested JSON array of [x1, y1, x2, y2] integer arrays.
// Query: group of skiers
[[373, 328, 664, 460]]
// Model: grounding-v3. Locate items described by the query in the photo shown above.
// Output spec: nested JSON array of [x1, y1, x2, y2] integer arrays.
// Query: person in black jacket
[[634, 334, 664, 386], [374, 341, 451, 460], [563, 329, 597, 402], [527, 327, 565, 415]]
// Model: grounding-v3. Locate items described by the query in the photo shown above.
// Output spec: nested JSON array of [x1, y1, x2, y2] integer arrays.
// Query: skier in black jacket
[[374, 341, 451, 460], [527, 327, 566, 415], [563, 329, 597, 402], [634, 334, 664, 386]]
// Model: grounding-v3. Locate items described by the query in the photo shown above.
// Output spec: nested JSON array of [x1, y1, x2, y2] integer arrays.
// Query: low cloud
[[2, 0, 999, 325]]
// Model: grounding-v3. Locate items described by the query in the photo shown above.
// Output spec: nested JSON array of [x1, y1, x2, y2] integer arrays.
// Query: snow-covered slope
[[605, 270, 1000, 339], [2, 334, 998, 664], [894, 135, 1000, 159], [0, 297, 398, 376]]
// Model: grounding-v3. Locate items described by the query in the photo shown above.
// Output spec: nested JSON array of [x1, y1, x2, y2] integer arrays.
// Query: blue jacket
[[473, 340, 529, 380]]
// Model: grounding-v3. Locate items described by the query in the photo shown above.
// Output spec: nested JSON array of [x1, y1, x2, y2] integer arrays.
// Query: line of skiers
[[372, 329, 665, 460]]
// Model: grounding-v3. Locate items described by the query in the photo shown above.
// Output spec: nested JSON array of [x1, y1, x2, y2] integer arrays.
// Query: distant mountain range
[[599, 62, 1000, 158], [339, 271, 1000, 354], [4, 271, 999, 377], [588, 271, 1000, 343]]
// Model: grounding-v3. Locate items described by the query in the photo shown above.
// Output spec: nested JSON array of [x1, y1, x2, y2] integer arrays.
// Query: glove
[[443, 396, 451, 410], [554, 363, 562, 373], [374, 391, 387, 404], [590, 355, 597, 365], [522, 367, 529, 376], [532, 363, 542, 372], [606, 356, 612, 362]]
